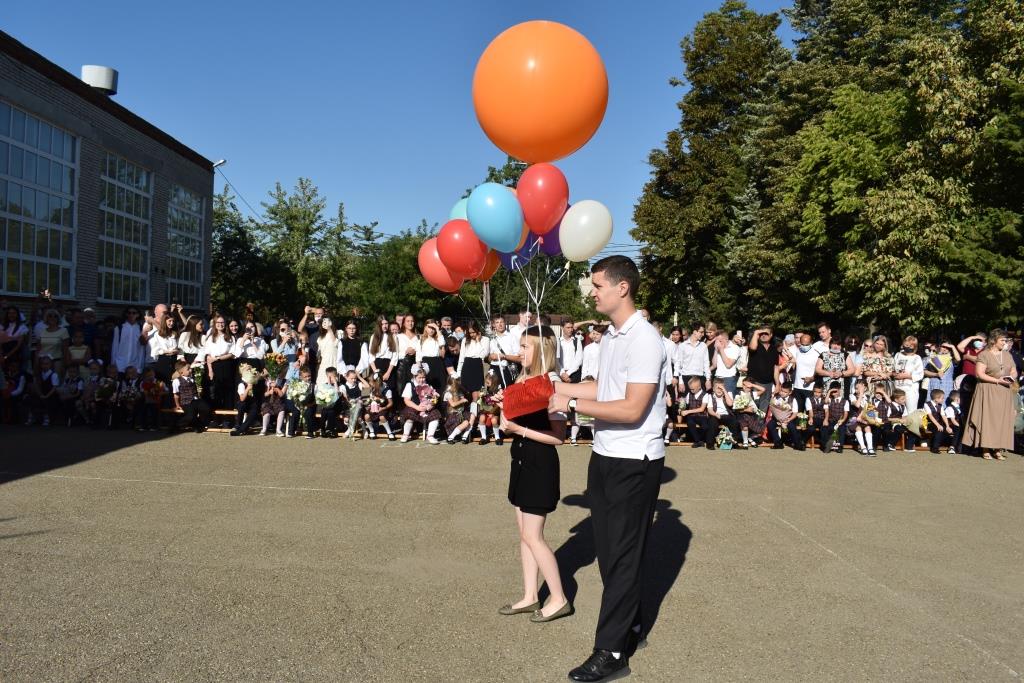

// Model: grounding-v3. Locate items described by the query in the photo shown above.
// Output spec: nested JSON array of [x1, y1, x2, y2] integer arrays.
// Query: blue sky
[[5, 1, 794, 259]]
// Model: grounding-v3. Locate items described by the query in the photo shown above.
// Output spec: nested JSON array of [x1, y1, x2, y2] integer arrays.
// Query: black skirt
[[508, 438, 560, 515], [507, 408, 560, 515], [420, 355, 445, 395], [210, 357, 237, 409], [461, 357, 485, 393]]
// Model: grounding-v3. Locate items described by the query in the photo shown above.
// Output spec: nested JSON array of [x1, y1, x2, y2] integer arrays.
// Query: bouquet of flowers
[[732, 393, 764, 418], [287, 378, 311, 405], [364, 393, 388, 414], [265, 352, 288, 379], [414, 384, 439, 415], [896, 409, 930, 437], [795, 412, 809, 431], [191, 365, 205, 393], [95, 377, 117, 403], [478, 388, 501, 415], [859, 403, 883, 426], [239, 363, 260, 387], [315, 385, 338, 407], [714, 426, 735, 450]]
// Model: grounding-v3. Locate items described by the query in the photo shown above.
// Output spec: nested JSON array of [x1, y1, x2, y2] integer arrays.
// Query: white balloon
[[559, 200, 613, 262]]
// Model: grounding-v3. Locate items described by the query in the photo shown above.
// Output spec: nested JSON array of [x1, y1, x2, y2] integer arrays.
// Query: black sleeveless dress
[[508, 408, 561, 516]]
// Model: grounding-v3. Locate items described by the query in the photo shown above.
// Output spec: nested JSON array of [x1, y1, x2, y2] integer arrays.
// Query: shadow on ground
[[0, 426, 173, 486], [542, 466, 692, 641]]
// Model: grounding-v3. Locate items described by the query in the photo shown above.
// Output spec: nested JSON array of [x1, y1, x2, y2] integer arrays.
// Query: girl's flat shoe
[[530, 601, 574, 623], [498, 601, 540, 616]]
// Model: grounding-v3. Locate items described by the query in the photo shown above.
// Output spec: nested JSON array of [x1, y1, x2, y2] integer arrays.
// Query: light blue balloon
[[466, 182, 523, 253], [449, 197, 468, 221]]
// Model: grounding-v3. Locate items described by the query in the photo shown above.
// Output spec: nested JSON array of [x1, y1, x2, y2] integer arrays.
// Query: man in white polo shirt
[[550, 255, 668, 683]]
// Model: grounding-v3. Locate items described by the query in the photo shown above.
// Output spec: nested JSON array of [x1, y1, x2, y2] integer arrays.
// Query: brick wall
[[0, 51, 213, 319]]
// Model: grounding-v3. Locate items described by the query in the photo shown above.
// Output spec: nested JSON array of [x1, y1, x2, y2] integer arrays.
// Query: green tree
[[210, 188, 293, 320], [632, 0, 792, 327]]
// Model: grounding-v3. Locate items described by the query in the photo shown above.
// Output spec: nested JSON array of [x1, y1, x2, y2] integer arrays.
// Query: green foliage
[[634, 0, 1024, 335]]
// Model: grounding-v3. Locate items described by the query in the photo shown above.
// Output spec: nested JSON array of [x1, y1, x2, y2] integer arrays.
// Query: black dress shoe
[[479, 436, 489, 446], [568, 649, 629, 682], [495, 437, 504, 446]]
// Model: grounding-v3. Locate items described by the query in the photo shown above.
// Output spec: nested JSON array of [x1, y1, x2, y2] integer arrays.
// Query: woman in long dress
[[315, 317, 338, 386], [962, 329, 1018, 460]]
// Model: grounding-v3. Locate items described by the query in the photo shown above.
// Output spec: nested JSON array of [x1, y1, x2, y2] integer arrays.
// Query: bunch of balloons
[[418, 20, 614, 293]]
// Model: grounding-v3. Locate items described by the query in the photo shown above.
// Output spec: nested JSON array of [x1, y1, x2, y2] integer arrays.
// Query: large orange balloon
[[473, 21, 608, 163]]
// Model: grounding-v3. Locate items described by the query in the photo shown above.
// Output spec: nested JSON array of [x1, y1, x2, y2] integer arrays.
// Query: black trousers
[[684, 414, 708, 443], [705, 414, 740, 444], [179, 399, 211, 430], [587, 451, 664, 653]]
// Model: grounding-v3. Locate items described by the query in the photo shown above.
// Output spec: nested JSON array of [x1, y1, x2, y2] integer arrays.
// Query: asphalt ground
[[0, 429, 1021, 682]]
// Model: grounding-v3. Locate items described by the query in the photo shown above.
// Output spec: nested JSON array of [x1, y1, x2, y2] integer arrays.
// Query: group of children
[[4, 353, 170, 430], [665, 376, 963, 456]]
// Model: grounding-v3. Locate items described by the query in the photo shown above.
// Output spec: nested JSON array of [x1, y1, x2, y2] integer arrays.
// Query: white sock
[[449, 426, 462, 439], [382, 420, 394, 435], [276, 412, 285, 432], [571, 425, 580, 440], [865, 430, 874, 450], [427, 420, 438, 438], [403, 420, 413, 437], [741, 429, 749, 443], [479, 424, 487, 439], [855, 431, 866, 450], [610, 652, 621, 659], [261, 414, 271, 432], [494, 427, 502, 440], [366, 421, 375, 435]]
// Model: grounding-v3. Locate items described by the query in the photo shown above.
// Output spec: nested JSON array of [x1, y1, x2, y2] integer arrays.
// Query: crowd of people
[[0, 293, 1020, 459]]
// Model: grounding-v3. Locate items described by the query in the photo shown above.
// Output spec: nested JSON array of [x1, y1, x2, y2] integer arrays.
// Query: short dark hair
[[591, 256, 640, 299]]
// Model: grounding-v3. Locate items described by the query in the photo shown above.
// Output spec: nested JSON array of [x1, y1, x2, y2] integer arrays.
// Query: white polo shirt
[[594, 311, 668, 460]]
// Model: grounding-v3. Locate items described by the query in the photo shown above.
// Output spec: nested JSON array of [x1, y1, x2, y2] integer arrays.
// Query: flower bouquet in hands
[[732, 393, 765, 418], [95, 377, 117, 404], [414, 383, 439, 416], [287, 378, 312, 406], [264, 352, 287, 379], [191, 365, 205, 393], [315, 385, 338, 408]]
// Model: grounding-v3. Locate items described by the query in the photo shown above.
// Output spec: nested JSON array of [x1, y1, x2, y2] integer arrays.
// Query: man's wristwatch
[[567, 398, 578, 412]]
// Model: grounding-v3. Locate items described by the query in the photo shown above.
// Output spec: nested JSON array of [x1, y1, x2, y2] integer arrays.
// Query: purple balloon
[[540, 222, 562, 257], [499, 241, 535, 271]]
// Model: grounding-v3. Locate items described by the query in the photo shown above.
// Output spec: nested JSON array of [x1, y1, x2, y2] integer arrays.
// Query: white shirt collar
[[607, 311, 644, 338]]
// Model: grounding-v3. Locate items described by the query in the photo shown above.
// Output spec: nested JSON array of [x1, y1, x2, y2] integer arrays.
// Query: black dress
[[508, 408, 561, 516]]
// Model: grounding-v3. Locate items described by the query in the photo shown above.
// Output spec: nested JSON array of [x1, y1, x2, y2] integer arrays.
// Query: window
[[0, 100, 76, 297], [167, 184, 204, 307], [98, 152, 150, 303]]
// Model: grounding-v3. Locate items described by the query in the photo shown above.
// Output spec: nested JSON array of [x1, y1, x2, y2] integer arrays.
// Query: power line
[[216, 167, 265, 222]]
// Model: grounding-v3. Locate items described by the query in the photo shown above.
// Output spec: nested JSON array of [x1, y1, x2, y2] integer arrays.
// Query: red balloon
[[437, 219, 488, 278], [478, 250, 501, 282], [418, 238, 464, 293], [518, 163, 569, 235]]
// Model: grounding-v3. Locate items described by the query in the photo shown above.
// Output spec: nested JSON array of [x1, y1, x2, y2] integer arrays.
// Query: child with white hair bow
[[399, 363, 441, 443]]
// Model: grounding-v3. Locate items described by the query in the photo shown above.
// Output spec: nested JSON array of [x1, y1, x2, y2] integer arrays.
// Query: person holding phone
[[961, 329, 1018, 460]]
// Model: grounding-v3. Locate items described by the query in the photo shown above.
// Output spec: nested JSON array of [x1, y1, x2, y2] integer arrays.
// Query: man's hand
[[549, 393, 570, 414]]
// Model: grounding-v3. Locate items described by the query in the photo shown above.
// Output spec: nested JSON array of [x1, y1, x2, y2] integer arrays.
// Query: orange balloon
[[515, 224, 530, 250], [473, 21, 608, 163], [478, 250, 501, 282]]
